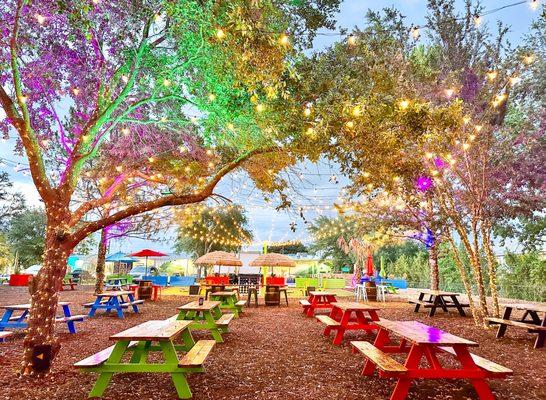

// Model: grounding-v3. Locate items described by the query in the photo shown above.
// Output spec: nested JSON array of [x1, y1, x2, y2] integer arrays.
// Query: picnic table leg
[[332, 310, 351, 345], [179, 328, 196, 351], [450, 295, 467, 317], [414, 292, 425, 313], [160, 341, 192, 399], [496, 307, 513, 338], [203, 310, 224, 343], [226, 296, 240, 318], [89, 341, 129, 397], [112, 297, 124, 318], [438, 296, 449, 313], [453, 345, 495, 400], [88, 296, 103, 317], [522, 310, 541, 325], [390, 344, 423, 400], [0, 309, 14, 331], [61, 304, 77, 334], [533, 316, 546, 349], [130, 341, 151, 363], [128, 293, 139, 313], [428, 295, 440, 317]]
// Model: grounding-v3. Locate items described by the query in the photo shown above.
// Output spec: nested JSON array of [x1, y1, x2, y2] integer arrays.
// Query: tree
[[0, 0, 341, 374], [267, 240, 308, 254], [174, 204, 253, 260], [0, 171, 26, 231], [290, 1, 544, 325], [307, 215, 359, 272], [6, 208, 46, 268], [0, 233, 14, 272]]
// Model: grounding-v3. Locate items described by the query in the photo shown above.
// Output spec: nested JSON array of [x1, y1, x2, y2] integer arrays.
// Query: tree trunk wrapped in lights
[[94, 229, 108, 294]]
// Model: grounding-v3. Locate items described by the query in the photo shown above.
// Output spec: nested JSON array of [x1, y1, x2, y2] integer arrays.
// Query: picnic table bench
[[486, 303, 546, 348], [176, 300, 234, 343], [316, 302, 380, 345], [351, 320, 511, 400], [75, 319, 215, 399], [0, 302, 85, 335], [209, 291, 246, 318], [300, 291, 337, 317], [409, 289, 469, 317], [86, 291, 144, 318]]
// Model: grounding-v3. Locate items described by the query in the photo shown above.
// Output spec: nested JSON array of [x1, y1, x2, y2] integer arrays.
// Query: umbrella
[[249, 253, 296, 276], [366, 253, 374, 276], [130, 249, 167, 276], [194, 251, 242, 274], [105, 252, 138, 263]]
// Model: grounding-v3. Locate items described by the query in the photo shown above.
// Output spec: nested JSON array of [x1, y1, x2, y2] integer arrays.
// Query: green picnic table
[[75, 319, 215, 399], [209, 291, 246, 318], [176, 300, 235, 343]]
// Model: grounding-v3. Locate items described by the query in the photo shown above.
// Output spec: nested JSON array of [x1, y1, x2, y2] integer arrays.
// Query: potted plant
[[9, 260, 32, 286]]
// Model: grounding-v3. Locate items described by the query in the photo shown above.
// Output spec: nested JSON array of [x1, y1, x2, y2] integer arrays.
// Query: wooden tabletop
[[0, 301, 70, 310], [309, 291, 337, 297], [95, 291, 134, 297], [375, 320, 478, 347], [417, 289, 460, 296], [110, 320, 192, 341], [210, 291, 237, 296], [178, 301, 221, 311], [331, 302, 380, 311], [502, 303, 546, 313]]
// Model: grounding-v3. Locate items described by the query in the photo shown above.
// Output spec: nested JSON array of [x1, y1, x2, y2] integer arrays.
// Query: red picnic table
[[299, 291, 337, 317], [316, 302, 380, 345], [351, 320, 512, 400]]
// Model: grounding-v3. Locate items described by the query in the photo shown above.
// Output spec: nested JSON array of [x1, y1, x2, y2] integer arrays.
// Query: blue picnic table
[[87, 291, 144, 319], [0, 301, 85, 337]]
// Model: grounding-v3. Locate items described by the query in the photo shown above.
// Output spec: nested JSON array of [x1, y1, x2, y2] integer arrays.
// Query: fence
[[407, 281, 545, 302]]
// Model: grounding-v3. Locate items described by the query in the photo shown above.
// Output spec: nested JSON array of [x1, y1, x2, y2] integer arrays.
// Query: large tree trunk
[[447, 234, 481, 326], [21, 228, 73, 376], [94, 229, 108, 294], [481, 222, 500, 317], [428, 242, 439, 290]]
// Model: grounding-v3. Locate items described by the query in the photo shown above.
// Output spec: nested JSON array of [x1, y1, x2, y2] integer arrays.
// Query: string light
[[473, 14, 482, 27], [35, 14, 46, 25], [411, 26, 420, 39], [279, 34, 290, 46], [399, 99, 410, 109], [347, 35, 357, 45], [529, 0, 540, 11], [216, 28, 226, 40]]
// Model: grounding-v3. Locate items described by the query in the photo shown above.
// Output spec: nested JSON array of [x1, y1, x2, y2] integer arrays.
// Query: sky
[[0, 0, 540, 255]]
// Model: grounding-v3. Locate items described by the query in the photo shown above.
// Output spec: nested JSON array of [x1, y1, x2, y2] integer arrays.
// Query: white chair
[[376, 284, 387, 302], [355, 284, 368, 302]]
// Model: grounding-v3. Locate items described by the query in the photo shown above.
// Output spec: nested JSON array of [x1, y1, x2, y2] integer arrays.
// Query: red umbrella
[[130, 249, 167, 276], [366, 254, 374, 276]]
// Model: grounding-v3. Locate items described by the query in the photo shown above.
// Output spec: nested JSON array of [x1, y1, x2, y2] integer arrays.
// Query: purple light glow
[[416, 176, 432, 192], [434, 157, 446, 169]]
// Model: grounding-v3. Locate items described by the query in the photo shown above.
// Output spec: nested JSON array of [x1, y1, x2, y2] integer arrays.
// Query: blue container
[[168, 276, 196, 287]]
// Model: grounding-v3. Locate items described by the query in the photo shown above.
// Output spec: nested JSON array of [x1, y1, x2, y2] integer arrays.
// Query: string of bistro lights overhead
[[0, 0, 541, 248]]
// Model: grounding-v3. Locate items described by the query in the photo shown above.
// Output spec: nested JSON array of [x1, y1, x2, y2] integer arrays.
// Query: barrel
[[138, 280, 153, 300]]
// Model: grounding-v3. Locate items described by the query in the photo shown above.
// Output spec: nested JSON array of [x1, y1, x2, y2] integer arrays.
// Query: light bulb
[[256, 104, 265, 112], [279, 34, 290, 46], [208, 93, 216, 102], [473, 15, 482, 27], [530, 0, 540, 11], [347, 35, 356, 46], [399, 100, 409, 109], [216, 29, 226, 40], [486, 70, 497, 81], [411, 26, 420, 39], [35, 14, 46, 25]]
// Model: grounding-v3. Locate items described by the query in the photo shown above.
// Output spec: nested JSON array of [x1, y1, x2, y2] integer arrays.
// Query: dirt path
[[0, 285, 544, 399]]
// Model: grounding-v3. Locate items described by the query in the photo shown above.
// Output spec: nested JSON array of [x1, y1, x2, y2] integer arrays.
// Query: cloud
[[11, 181, 42, 207]]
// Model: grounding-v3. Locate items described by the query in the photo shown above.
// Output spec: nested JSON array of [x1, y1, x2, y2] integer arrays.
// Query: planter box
[[9, 274, 32, 286], [266, 276, 285, 286]]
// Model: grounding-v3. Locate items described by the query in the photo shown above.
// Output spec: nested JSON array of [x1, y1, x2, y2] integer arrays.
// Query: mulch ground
[[0, 285, 544, 400]]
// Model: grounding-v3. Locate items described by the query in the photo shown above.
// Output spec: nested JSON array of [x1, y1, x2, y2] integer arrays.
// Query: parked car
[[128, 265, 158, 280]]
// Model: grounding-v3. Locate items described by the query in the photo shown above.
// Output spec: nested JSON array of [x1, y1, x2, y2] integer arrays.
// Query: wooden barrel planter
[[264, 285, 280, 306], [365, 281, 377, 302], [138, 280, 153, 300]]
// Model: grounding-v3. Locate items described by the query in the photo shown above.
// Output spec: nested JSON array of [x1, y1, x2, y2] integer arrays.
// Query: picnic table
[[316, 302, 380, 345], [351, 320, 512, 400], [299, 291, 337, 317], [209, 291, 246, 318], [0, 302, 85, 334], [409, 289, 469, 317], [176, 300, 234, 343], [86, 291, 143, 318], [104, 277, 129, 290], [486, 303, 546, 348], [75, 319, 215, 399]]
